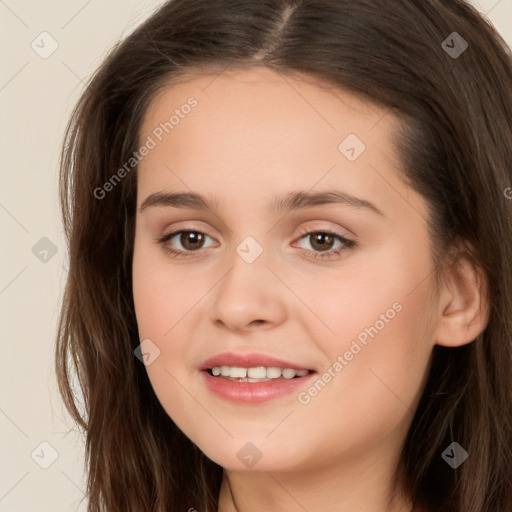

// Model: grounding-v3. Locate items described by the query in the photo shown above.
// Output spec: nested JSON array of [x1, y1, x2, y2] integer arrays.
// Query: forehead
[[140, 66, 394, 143], [135, 66, 417, 221]]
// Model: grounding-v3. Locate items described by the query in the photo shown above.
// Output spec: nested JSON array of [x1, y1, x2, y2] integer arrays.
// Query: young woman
[[55, 1, 512, 511]]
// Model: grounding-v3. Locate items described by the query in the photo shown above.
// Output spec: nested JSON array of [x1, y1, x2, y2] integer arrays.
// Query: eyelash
[[157, 227, 355, 261]]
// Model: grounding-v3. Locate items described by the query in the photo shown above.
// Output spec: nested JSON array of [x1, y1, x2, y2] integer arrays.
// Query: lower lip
[[201, 370, 316, 404]]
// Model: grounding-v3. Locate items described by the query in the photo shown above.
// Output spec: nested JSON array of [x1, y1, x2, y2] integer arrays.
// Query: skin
[[132, 66, 489, 511]]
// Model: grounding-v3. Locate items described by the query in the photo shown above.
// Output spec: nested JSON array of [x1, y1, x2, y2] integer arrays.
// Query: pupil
[[312, 233, 333, 251]]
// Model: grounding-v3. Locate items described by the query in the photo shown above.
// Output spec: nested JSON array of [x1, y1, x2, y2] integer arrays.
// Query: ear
[[433, 248, 490, 348]]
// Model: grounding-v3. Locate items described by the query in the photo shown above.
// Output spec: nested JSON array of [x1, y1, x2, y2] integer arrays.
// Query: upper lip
[[200, 352, 314, 371]]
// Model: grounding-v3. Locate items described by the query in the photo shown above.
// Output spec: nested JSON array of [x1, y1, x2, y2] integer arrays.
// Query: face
[[132, 66, 439, 474]]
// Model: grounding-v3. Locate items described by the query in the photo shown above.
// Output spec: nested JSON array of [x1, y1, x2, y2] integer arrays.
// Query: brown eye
[[308, 232, 336, 252], [179, 231, 205, 251], [158, 230, 217, 257], [294, 229, 355, 261]]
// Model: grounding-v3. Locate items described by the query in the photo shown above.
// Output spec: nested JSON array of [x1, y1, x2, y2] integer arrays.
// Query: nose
[[208, 247, 288, 333]]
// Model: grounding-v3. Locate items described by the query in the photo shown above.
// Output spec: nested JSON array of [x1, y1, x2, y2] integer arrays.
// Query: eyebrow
[[139, 190, 384, 217]]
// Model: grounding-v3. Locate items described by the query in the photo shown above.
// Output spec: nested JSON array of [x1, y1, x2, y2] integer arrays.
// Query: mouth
[[199, 353, 317, 404]]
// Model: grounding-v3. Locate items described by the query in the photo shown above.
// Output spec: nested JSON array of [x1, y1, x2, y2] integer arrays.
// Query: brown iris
[[309, 232, 335, 251], [179, 231, 205, 250]]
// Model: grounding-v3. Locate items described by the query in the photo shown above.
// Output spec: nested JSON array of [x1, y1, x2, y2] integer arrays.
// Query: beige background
[[1, 1, 511, 510]]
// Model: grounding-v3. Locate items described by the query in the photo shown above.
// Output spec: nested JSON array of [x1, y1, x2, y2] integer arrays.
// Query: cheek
[[300, 254, 436, 442], [132, 239, 193, 387], [298, 241, 434, 361], [132, 234, 205, 339], [305, 306, 433, 466], [132, 248, 207, 435]]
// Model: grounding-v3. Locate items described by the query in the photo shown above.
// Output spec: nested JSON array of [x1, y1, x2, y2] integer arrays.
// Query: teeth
[[266, 367, 283, 379], [209, 366, 310, 380], [282, 368, 298, 379], [248, 367, 266, 379], [229, 367, 247, 378]]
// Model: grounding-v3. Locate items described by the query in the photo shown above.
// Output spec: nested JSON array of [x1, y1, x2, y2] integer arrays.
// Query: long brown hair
[[55, 1, 512, 510]]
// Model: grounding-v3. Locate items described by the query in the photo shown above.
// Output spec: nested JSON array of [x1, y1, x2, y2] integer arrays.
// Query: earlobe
[[433, 250, 490, 348]]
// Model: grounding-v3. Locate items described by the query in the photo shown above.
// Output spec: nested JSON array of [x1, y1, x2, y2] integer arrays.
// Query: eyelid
[[155, 220, 219, 241], [157, 219, 353, 241]]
